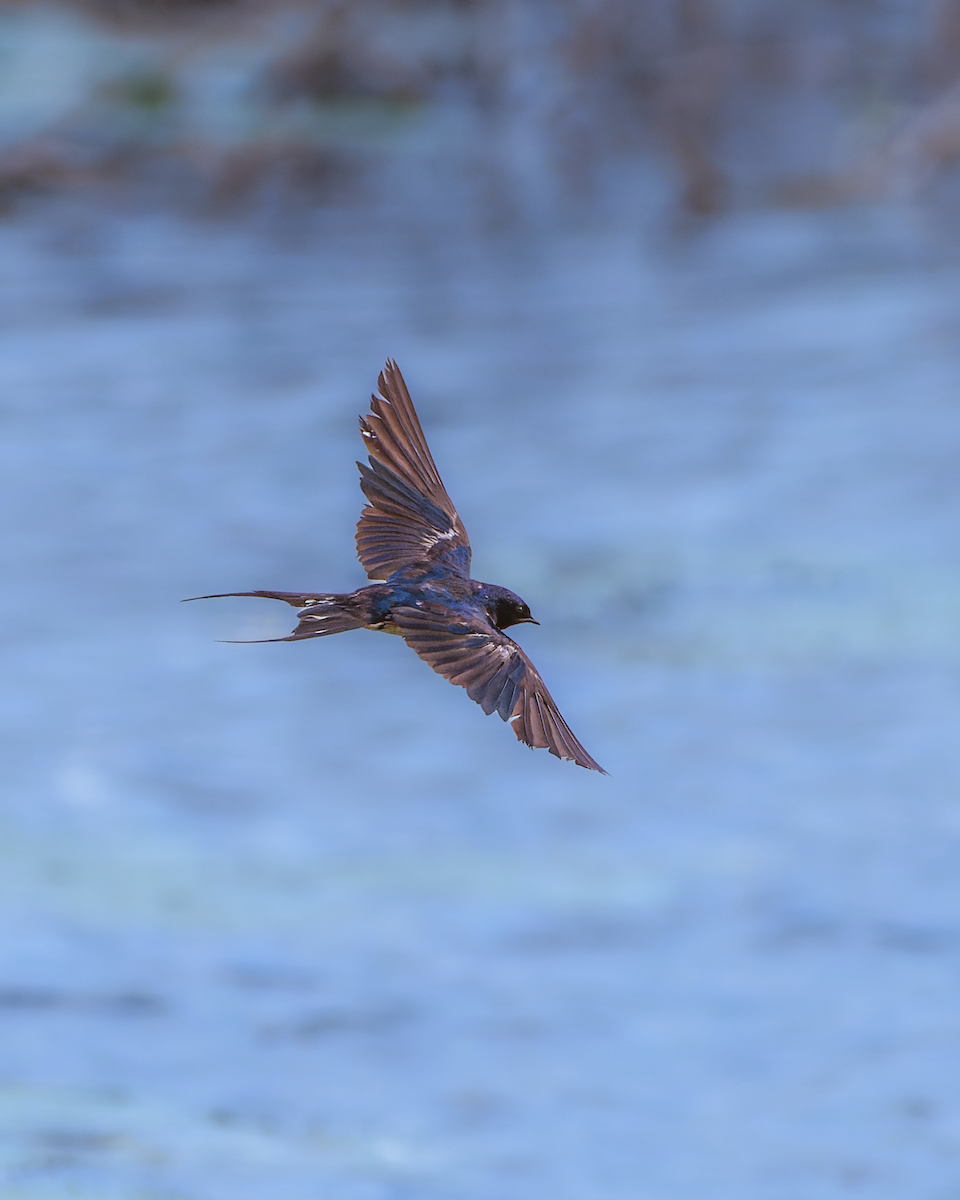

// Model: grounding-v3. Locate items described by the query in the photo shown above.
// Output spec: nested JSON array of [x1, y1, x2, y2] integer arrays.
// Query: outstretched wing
[[356, 361, 471, 581], [392, 604, 606, 773]]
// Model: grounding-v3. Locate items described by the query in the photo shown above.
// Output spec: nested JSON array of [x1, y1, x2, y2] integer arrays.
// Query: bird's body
[[189, 362, 604, 773], [233, 576, 535, 638]]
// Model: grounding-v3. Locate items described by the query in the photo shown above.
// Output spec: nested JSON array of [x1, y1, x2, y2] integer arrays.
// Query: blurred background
[[3, 1, 960, 1197]]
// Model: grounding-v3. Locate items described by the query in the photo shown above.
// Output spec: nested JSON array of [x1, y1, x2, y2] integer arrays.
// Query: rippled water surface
[[2, 196, 960, 1198]]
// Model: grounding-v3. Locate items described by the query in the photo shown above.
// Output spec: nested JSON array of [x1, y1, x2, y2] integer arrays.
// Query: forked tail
[[182, 590, 367, 642]]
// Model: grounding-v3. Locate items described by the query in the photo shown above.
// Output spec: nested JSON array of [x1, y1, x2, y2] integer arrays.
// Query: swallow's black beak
[[521, 617, 540, 625]]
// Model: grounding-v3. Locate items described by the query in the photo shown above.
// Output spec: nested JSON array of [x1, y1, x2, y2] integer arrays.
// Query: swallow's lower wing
[[392, 604, 605, 773], [356, 362, 471, 581]]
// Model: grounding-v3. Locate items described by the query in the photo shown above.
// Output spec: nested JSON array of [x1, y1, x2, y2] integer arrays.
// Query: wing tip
[[508, 706, 606, 773], [376, 358, 403, 402]]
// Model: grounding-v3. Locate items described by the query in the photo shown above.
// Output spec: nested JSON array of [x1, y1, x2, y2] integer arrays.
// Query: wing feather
[[391, 604, 605, 773], [356, 361, 471, 580]]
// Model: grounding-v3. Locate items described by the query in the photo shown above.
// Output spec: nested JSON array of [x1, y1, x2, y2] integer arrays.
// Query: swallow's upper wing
[[356, 361, 471, 581], [391, 604, 605, 773]]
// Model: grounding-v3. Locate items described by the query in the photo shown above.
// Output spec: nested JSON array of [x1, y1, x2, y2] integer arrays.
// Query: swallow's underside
[[189, 362, 605, 773]]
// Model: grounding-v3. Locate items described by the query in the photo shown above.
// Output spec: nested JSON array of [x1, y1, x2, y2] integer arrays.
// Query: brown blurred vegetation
[[2, 0, 960, 221]]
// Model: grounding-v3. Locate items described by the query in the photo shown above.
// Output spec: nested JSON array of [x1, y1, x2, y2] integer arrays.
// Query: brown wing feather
[[356, 361, 471, 581], [391, 604, 606, 773]]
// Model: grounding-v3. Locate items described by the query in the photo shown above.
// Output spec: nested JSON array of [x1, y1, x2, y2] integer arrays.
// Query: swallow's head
[[485, 586, 540, 631]]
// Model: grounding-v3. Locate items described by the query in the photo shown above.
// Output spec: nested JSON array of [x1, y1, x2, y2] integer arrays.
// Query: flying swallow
[[188, 362, 605, 772]]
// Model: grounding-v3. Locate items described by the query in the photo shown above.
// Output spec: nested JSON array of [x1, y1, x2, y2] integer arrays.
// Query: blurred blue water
[[2, 195, 960, 1199]]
